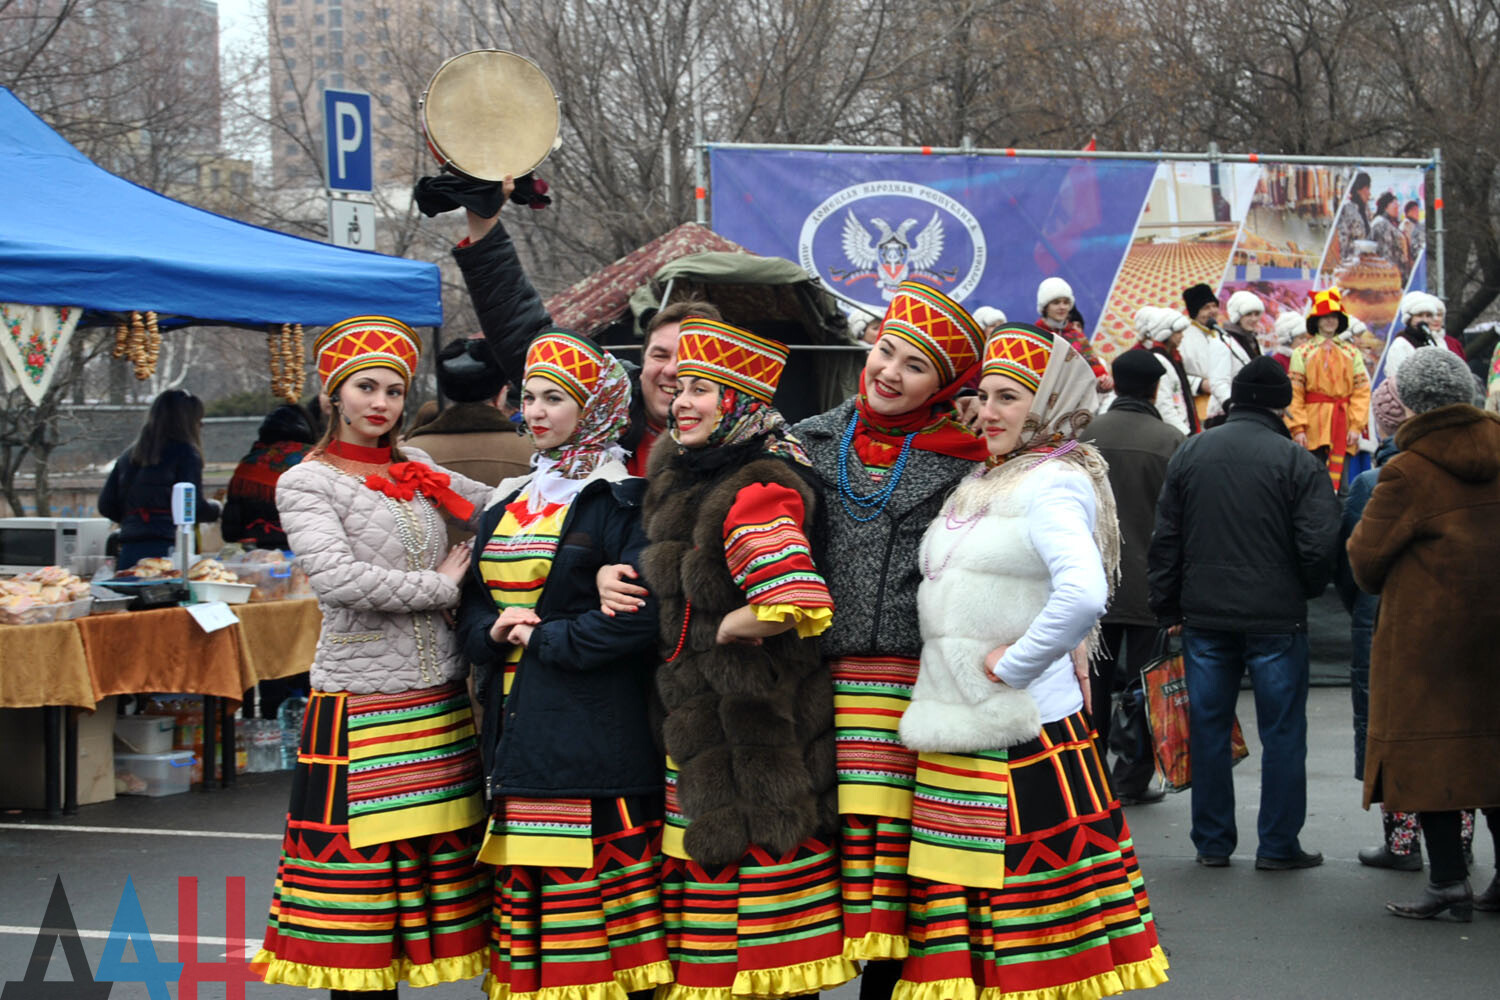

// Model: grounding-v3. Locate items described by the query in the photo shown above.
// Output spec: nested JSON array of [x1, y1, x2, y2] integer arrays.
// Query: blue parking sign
[[323, 89, 373, 192]]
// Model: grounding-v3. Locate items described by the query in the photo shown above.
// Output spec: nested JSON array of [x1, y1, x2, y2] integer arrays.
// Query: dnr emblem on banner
[[797, 179, 987, 311]]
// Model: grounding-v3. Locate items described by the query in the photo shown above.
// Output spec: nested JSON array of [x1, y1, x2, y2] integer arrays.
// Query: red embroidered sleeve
[[722, 482, 832, 610]]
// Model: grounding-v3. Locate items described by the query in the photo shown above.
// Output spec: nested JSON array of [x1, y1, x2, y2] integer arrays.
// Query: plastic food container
[[220, 559, 295, 602], [0, 596, 92, 626], [188, 580, 253, 605], [114, 750, 195, 796], [115, 714, 176, 754]]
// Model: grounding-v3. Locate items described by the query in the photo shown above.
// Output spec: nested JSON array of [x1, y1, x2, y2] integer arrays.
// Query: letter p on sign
[[323, 89, 373, 193]]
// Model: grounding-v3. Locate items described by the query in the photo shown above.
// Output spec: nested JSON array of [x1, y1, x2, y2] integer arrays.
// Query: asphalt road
[[1, 686, 1493, 1000]]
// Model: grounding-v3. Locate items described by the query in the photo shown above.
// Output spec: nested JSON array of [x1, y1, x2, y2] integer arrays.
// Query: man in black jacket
[[1148, 356, 1339, 871], [1080, 350, 1184, 803]]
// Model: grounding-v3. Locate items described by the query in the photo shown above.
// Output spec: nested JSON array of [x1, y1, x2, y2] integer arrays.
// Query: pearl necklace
[[837, 413, 915, 523]]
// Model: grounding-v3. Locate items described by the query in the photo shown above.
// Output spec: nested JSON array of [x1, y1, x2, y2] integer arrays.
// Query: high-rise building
[[268, 0, 476, 187]]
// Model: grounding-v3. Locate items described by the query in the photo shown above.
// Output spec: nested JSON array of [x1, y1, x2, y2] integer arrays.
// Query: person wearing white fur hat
[[1036, 277, 1114, 392], [971, 305, 1008, 335], [1135, 306, 1198, 436], [1221, 290, 1265, 378], [1270, 310, 1306, 374], [1384, 292, 1442, 378]]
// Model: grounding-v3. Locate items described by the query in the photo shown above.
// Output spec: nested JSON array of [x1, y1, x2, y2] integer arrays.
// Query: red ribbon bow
[[365, 461, 476, 522]]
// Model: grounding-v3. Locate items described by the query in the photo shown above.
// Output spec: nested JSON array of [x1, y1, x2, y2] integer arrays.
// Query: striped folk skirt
[[483, 795, 672, 1000], [894, 712, 1168, 1000], [832, 655, 921, 960], [253, 682, 489, 990], [660, 837, 858, 1000]]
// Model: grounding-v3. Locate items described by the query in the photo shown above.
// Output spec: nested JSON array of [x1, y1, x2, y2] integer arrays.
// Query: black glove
[[413, 171, 551, 218]]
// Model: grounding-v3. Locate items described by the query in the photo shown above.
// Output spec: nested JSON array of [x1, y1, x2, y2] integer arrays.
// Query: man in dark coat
[[1080, 351, 1184, 803], [1148, 356, 1340, 870]]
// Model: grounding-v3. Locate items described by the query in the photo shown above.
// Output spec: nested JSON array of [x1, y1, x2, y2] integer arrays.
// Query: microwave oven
[[0, 517, 112, 576]]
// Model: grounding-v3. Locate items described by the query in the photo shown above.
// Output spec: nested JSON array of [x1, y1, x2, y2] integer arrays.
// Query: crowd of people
[[92, 181, 1500, 999]]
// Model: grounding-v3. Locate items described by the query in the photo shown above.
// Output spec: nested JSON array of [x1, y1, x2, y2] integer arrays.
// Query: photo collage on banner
[[1220, 164, 1350, 355], [707, 148, 1427, 376], [1094, 160, 1259, 360]]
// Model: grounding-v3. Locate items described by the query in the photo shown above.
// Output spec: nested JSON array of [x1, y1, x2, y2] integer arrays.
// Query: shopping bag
[[1141, 634, 1249, 792]]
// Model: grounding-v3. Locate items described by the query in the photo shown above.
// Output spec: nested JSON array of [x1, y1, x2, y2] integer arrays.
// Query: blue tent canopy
[[0, 87, 442, 327]]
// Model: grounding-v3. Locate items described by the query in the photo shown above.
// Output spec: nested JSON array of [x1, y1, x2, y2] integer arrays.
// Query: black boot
[[1386, 880, 1473, 922]]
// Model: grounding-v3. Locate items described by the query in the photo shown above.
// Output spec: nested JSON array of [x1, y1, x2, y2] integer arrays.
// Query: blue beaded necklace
[[837, 413, 915, 522]]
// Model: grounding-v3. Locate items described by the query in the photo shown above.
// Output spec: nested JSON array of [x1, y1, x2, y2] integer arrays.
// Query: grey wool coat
[[639, 441, 837, 866], [794, 398, 979, 659]]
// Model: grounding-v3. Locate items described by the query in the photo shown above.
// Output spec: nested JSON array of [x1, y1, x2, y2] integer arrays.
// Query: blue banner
[[709, 148, 1159, 326]]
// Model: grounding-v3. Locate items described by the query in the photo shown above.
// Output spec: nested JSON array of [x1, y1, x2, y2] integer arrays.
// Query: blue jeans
[[1182, 627, 1309, 860]]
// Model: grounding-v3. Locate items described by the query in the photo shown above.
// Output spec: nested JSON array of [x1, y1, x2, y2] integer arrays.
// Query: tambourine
[[419, 49, 560, 183]]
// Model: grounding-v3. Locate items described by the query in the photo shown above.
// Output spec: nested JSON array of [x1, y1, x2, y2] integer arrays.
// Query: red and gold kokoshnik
[[878, 281, 987, 383], [525, 331, 606, 407], [981, 323, 1055, 393], [315, 315, 422, 393], [675, 317, 790, 403]]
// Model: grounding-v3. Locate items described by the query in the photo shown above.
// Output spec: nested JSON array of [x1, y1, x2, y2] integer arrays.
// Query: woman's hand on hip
[[984, 644, 1012, 683]]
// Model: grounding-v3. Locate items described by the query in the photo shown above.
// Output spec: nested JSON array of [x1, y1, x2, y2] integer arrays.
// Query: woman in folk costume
[[1286, 288, 1371, 491], [896, 323, 1168, 1000], [790, 281, 988, 1000], [640, 318, 857, 1000], [455, 332, 671, 1000], [255, 317, 497, 995]]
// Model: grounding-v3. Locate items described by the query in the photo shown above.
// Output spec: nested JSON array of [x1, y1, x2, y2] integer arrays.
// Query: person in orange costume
[[1286, 288, 1371, 491]]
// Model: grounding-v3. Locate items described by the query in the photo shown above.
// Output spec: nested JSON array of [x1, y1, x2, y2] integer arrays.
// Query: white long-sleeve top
[[1179, 322, 1234, 418], [902, 463, 1109, 753], [990, 470, 1108, 719]]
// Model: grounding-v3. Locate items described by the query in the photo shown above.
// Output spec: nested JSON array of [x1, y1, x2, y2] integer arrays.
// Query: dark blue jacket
[[457, 473, 661, 798], [97, 441, 219, 542], [1339, 437, 1397, 779]]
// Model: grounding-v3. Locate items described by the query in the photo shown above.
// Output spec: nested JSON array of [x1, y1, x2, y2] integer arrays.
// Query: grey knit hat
[[1394, 346, 1478, 414]]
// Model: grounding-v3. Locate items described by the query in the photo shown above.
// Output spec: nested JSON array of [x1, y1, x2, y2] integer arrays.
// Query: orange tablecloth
[[0, 599, 322, 709], [232, 599, 320, 683], [75, 606, 246, 702], [0, 619, 95, 709]]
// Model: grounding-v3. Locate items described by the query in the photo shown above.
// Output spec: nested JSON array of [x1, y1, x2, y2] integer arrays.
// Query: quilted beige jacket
[[276, 446, 492, 694]]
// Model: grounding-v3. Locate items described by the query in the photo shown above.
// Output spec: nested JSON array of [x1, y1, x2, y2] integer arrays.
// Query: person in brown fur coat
[[638, 317, 856, 1000], [1349, 346, 1500, 921]]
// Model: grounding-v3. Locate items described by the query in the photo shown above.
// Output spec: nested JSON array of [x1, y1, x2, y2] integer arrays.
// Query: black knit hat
[[1231, 355, 1293, 410], [436, 337, 506, 403], [1111, 349, 1164, 400], [1183, 283, 1218, 318]]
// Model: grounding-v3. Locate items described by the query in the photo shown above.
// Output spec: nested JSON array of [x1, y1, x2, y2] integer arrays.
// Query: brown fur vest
[[639, 442, 837, 865]]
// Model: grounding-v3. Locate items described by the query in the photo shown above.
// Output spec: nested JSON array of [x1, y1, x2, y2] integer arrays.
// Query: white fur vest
[[901, 457, 1116, 753]]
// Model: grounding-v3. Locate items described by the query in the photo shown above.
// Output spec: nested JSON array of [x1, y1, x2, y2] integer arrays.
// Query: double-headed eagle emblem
[[833, 209, 953, 298]]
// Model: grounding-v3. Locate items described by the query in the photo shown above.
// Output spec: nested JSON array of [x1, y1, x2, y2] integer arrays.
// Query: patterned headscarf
[[671, 384, 810, 466], [970, 322, 1121, 638], [982, 323, 1099, 460], [526, 353, 632, 508]]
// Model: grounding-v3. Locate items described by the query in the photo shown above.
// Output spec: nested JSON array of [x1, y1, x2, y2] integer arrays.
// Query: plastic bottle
[[277, 696, 307, 771]]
